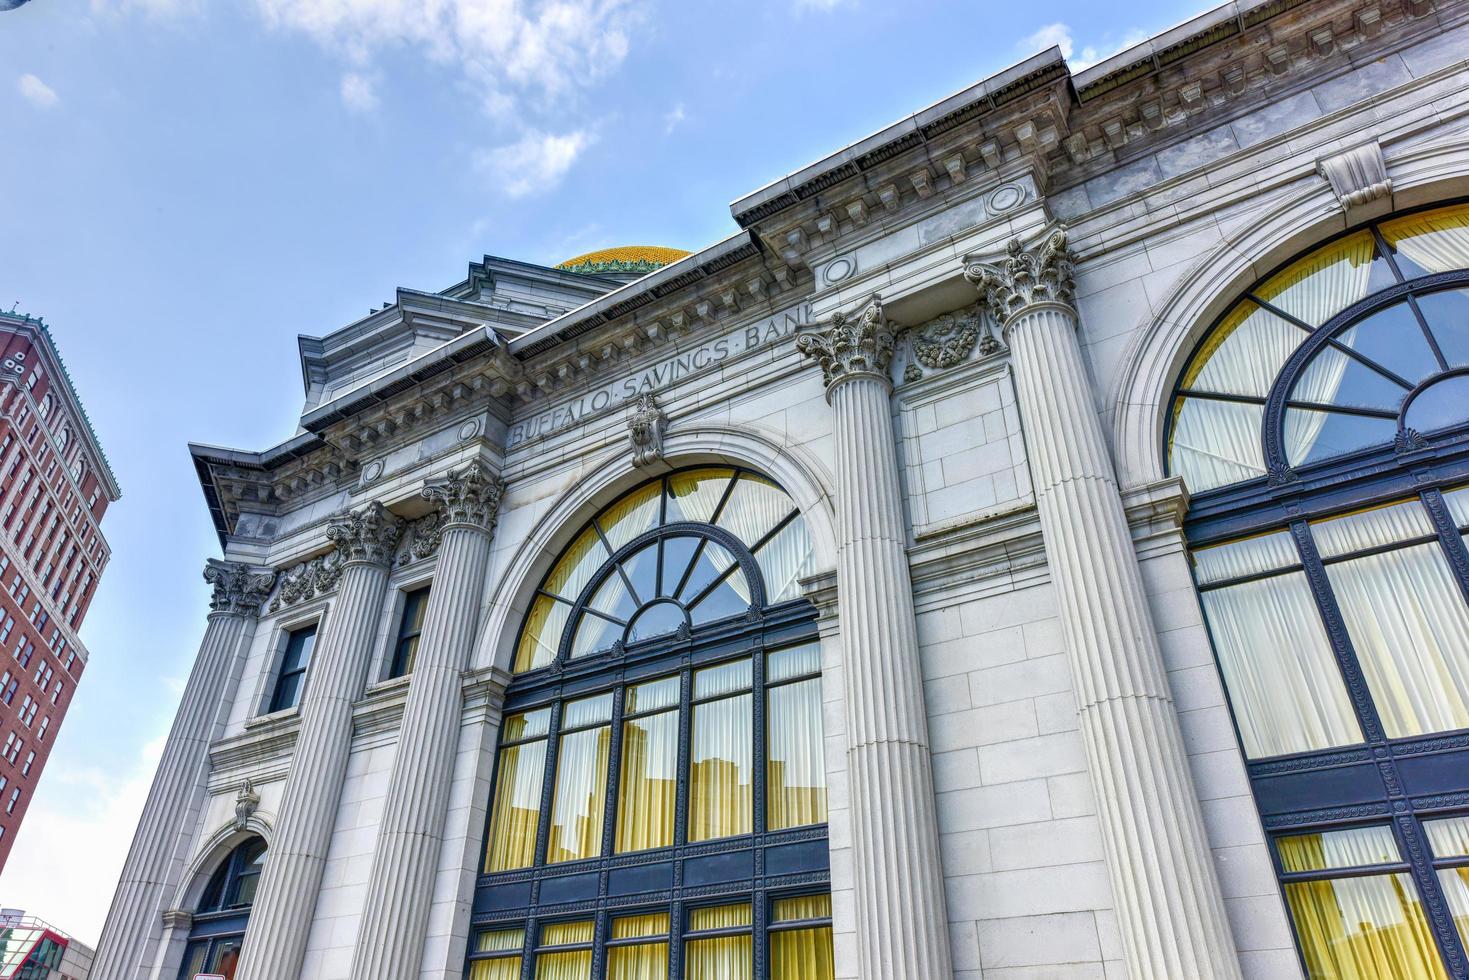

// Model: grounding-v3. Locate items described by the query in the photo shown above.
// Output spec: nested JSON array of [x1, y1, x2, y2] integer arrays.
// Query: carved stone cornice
[[203, 559, 276, 617], [326, 501, 404, 566], [795, 294, 895, 391], [421, 461, 503, 532], [963, 228, 1077, 327], [270, 551, 343, 612]]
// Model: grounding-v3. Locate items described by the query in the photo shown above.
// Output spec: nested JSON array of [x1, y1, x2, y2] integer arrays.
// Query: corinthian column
[[93, 560, 275, 980], [350, 462, 503, 978], [965, 230, 1243, 980], [796, 299, 953, 980], [236, 503, 403, 980]]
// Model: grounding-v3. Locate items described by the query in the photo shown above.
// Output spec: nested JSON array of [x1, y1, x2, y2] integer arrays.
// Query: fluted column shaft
[[799, 295, 953, 980], [93, 561, 272, 980], [351, 463, 501, 977], [237, 506, 401, 980], [1004, 297, 1242, 978]]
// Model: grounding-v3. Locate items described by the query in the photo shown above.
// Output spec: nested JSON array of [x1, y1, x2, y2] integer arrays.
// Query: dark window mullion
[[753, 639, 768, 838], [709, 472, 741, 526], [600, 686, 626, 861], [1249, 292, 1419, 390], [674, 666, 692, 849], [1422, 489, 1469, 612], [1284, 399, 1401, 420], [673, 538, 709, 602], [1317, 533, 1441, 567], [1369, 224, 1451, 372], [532, 701, 565, 870], [1176, 389, 1269, 406], [1395, 814, 1469, 977], [749, 508, 800, 555], [1289, 521, 1389, 744]]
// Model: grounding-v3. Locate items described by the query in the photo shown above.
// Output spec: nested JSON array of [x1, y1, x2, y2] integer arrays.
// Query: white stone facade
[[94, 1, 1469, 977]]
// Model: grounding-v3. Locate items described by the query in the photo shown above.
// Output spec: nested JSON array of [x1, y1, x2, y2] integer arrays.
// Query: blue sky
[[0, 0, 1197, 943]]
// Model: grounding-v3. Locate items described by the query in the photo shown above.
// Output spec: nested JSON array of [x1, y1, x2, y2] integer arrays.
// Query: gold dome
[[556, 245, 691, 276]]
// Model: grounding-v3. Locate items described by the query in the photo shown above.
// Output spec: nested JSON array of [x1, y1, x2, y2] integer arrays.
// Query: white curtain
[[1257, 232, 1378, 327], [1201, 571, 1362, 758], [1383, 206, 1469, 274], [1171, 397, 1268, 493], [1284, 337, 1361, 466], [1278, 825, 1400, 872], [767, 677, 827, 830], [1188, 303, 1308, 398], [688, 693, 753, 842], [757, 519, 814, 603], [1325, 542, 1469, 738], [1426, 817, 1469, 860], [1193, 531, 1300, 586], [1313, 501, 1433, 559], [718, 476, 794, 550]]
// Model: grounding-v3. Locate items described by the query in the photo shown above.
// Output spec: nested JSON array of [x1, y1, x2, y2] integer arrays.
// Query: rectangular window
[[1313, 501, 1469, 739], [21, 750, 33, 777], [1195, 531, 1363, 758], [684, 903, 752, 980], [1427, 816, 1469, 950], [688, 659, 753, 842], [615, 676, 680, 854], [484, 708, 551, 872], [6, 787, 19, 814], [1276, 825, 1446, 980], [606, 912, 669, 980], [546, 693, 613, 865], [268, 624, 318, 713], [388, 586, 430, 678], [467, 927, 524, 980], [770, 894, 834, 980], [533, 920, 593, 979], [766, 643, 827, 831], [36, 717, 47, 741]]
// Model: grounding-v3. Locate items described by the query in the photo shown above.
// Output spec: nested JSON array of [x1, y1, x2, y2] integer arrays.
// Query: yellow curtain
[[771, 927, 834, 980], [469, 960, 521, 980], [767, 677, 827, 831], [615, 709, 678, 853], [1382, 205, 1469, 274], [607, 913, 669, 980], [686, 905, 752, 980], [772, 894, 831, 922], [534, 921, 593, 980], [1278, 827, 1399, 872], [689, 693, 753, 842], [485, 737, 547, 872], [546, 724, 611, 863], [1284, 875, 1447, 980]]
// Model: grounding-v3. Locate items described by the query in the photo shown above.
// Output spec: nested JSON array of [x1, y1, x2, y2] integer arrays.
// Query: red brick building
[[0, 312, 119, 871]]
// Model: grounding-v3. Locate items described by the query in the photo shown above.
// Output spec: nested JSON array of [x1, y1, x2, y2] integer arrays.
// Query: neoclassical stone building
[[96, 0, 1469, 977]]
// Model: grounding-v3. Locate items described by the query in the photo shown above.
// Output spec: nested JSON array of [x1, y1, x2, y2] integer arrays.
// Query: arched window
[[179, 837, 266, 980], [1168, 202, 1469, 978], [55, 427, 69, 453], [468, 467, 835, 980], [36, 395, 50, 419]]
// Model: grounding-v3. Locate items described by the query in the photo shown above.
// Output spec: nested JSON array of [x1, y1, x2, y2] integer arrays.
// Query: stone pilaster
[[349, 462, 503, 978], [965, 230, 1244, 980], [235, 503, 403, 980], [92, 560, 274, 980], [796, 298, 954, 980]]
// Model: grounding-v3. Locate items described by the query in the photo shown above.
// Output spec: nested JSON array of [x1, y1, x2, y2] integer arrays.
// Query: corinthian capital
[[795, 294, 895, 390], [203, 558, 276, 616], [963, 227, 1076, 325], [422, 461, 504, 532], [327, 501, 404, 566]]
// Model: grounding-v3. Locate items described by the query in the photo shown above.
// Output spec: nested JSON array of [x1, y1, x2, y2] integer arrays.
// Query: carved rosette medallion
[[627, 393, 667, 467], [901, 301, 1005, 381], [963, 228, 1077, 328], [327, 501, 405, 566], [422, 461, 504, 533], [795, 294, 895, 391], [203, 559, 276, 617]]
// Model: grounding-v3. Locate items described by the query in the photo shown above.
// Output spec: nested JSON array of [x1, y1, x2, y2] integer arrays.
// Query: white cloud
[[16, 73, 58, 110], [0, 734, 166, 944], [474, 129, 595, 198], [794, 0, 850, 9], [663, 102, 685, 134], [340, 71, 379, 113], [1019, 22, 1149, 71], [251, 0, 641, 117]]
